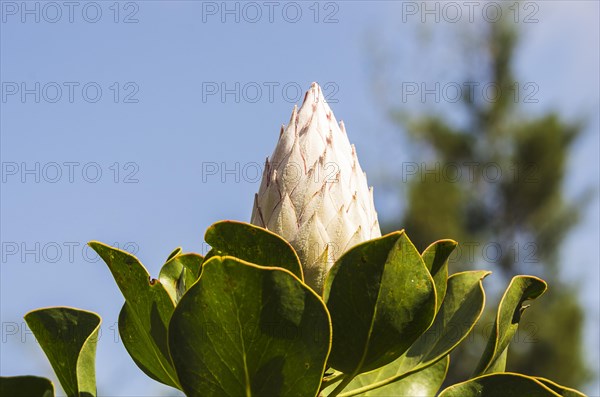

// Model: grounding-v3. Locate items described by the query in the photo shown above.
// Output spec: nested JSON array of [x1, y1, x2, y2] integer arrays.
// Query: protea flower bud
[[251, 82, 381, 292]]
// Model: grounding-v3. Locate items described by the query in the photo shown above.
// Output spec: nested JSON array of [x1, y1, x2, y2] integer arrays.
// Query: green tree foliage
[[380, 12, 592, 391]]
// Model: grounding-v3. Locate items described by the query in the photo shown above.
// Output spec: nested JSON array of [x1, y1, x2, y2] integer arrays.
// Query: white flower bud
[[251, 82, 381, 292]]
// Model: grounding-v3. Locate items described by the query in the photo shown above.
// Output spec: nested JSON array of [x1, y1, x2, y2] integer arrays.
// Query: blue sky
[[1, 1, 598, 396]]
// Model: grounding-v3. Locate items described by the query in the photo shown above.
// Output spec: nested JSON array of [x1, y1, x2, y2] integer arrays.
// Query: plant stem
[[336, 369, 415, 397], [320, 371, 346, 391], [336, 377, 394, 397], [326, 374, 354, 397]]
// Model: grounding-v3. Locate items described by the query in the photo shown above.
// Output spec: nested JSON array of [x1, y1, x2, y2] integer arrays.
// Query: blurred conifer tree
[[378, 6, 592, 390]]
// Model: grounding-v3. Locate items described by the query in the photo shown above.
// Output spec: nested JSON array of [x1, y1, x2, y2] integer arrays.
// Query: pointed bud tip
[[288, 105, 298, 126], [302, 82, 325, 108]]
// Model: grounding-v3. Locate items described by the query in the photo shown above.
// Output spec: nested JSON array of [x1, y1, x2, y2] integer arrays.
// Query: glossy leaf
[[438, 373, 562, 397], [169, 256, 331, 397], [322, 356, 449, 397], [0, 375, 54, 397], [88, 241, 180, 389], [535, 378, 587, 397], [332, 270, 488, 396], [400, 270, 490, 370], [474, 275, 547, 376], [323, 231, 436, 375], [24, 308, 100, 397], [159, 253, 204, 303], [204, 220, 303, 280], [361, 356, 448, 397], [166, 247, 182, 262], [422, 239, 457, 313]]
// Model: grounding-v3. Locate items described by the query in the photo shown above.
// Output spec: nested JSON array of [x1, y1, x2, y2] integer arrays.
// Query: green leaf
[[360, 356, 448, 397], [323, 231, 436, 375], [330, 270, 488, 396], [535, 377, 587, 397], [0, 376, 54, 397], [399, 270, 490, 370], [473, 275, 547, 376], [323, 356, 449, 397], [24, 307, 100, 397], [204, 220, 303, 280], [438, 372, 562, 397], [168, 256, 331, 397], [166, 247, 182, 262], [159, 253, 204, 303], [421, 239, 456, 314], [88, 241, 180, 389]]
